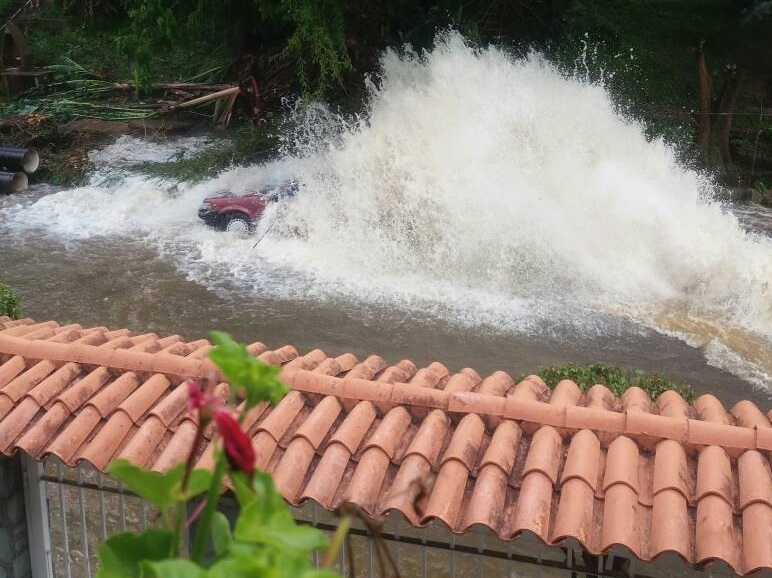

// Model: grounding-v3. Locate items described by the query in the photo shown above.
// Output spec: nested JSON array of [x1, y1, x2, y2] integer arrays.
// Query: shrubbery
[[0, 283, 21, 319], [534, 362, 695, 402]]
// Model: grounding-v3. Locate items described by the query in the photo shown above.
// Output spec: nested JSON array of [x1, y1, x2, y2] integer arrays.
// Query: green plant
[[99, 332, 345, 578], [533, 363, 694, 402], [0, 283, 21, 319], [114, 0, 177, 93]]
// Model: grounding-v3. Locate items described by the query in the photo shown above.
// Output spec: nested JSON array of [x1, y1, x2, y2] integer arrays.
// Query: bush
[[533, 362, 695, 402], [0, 283, 21, 319]]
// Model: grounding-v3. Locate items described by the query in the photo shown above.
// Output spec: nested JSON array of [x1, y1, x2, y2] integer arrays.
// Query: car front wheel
[[224, 214, 253, 235]]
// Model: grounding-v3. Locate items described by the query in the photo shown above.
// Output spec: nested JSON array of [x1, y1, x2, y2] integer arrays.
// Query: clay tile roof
[[1, 319, 771, 575]]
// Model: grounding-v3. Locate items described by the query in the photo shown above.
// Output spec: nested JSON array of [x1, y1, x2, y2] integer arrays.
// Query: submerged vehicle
[[197, 181, 298, 234]]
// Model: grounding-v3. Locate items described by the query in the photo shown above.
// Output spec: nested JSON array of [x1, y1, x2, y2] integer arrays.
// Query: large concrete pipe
[[0, 171, 28, 194], [0, 147, 39, 173]]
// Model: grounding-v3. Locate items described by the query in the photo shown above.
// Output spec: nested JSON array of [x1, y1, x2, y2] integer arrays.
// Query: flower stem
[[322, 514, 351, 568], [191, 454, 226, 564]]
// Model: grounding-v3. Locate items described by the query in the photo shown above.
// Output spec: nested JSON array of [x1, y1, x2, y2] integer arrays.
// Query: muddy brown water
[[1, 188, 770, 408]]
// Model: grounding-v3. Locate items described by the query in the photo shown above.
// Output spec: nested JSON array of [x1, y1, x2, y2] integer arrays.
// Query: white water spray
[[3, 33, 771, 388]]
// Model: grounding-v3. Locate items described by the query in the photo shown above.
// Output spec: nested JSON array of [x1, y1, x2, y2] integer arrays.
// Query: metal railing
[[24, 457, 718, 578]]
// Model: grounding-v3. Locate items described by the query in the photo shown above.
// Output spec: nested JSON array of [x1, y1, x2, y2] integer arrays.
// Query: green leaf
[[208, 549, 317, 578], [245, 524, 329, 553], [207, 554, 270, 578], [207, 331, 287, 409], [175, 469, 214, 501], [95, 529, 174, 578], [106, 461, 211, 511], [140, 559, 205, 578], [235, 473, 327, 554], [229, 471, 256, 509], [233, 471, 292, 531], [210, 512, 232, 557]]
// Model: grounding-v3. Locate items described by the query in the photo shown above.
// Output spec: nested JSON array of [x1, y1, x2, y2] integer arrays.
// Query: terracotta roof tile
[[0, 319, 770, 575], [652, 439, 691, 500], [695, 445, 734, 505], [79, 410, 134, 469], [603, 436, 641, 494], [562, 429, 601, 490], [117, 415, 166, 468], [731, 400, 771, 429], [153, 420, 198, 472], [741, 502, 772, 573], [45, 405, 102, 463], [621, 386, 653, 413], [462, 420, 520, 532]]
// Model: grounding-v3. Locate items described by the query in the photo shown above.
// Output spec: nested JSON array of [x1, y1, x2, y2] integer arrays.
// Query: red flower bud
[[214, 410, 255, 476], [186, 380, 206, 411]]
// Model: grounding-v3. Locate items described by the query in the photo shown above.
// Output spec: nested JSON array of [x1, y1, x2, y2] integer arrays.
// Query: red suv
[[198, 181, 298, 234]]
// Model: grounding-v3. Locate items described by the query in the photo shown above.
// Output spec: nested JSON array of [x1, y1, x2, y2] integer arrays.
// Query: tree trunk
[[716, 67, 746, 171], [695, 45, 712, 160]]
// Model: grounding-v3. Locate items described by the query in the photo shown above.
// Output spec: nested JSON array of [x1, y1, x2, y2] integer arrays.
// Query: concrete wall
[[0, 455, 31, 578]]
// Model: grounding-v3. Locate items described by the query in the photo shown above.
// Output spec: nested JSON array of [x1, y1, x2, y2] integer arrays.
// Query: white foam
[[3, 33, 771, 389]]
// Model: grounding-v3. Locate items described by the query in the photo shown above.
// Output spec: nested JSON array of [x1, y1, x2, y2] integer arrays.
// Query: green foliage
[[107, 461, 212, 522], [273, 0, 351, 95], [114, 0, 177, 92], [234, 471, 328, 553], [98, 332, 340, 578], [95, 529, 175, 578], [533, 363, 695, 402], [0, 283, 21, 319], [208, 331, 287, 407]]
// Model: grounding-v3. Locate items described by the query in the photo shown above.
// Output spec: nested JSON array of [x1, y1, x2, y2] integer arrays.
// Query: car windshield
[[263, 180, 299, 201]]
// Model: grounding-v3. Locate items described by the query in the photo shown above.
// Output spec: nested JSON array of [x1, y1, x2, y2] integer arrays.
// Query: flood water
[[1, 35, 771, 407], [1, 183, 770, 407]]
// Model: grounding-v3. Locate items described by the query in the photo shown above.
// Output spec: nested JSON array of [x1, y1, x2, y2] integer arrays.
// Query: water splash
[[4, 32, 771, 389]]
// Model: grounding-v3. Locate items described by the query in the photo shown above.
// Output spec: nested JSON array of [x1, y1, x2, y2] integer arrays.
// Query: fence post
[[0, 454, 32, 578], [20, 456, 52, 578]]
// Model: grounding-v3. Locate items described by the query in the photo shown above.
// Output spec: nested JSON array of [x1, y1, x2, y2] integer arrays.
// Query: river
[[1, 34, 770, 407]]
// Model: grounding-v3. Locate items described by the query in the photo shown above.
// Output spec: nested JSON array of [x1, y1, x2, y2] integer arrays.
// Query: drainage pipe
[[0, 147, 39, 173], [0, 171, 28, 194]]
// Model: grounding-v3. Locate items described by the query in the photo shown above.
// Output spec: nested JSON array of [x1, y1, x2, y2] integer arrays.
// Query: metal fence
[[22, 456, 718, 578]]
